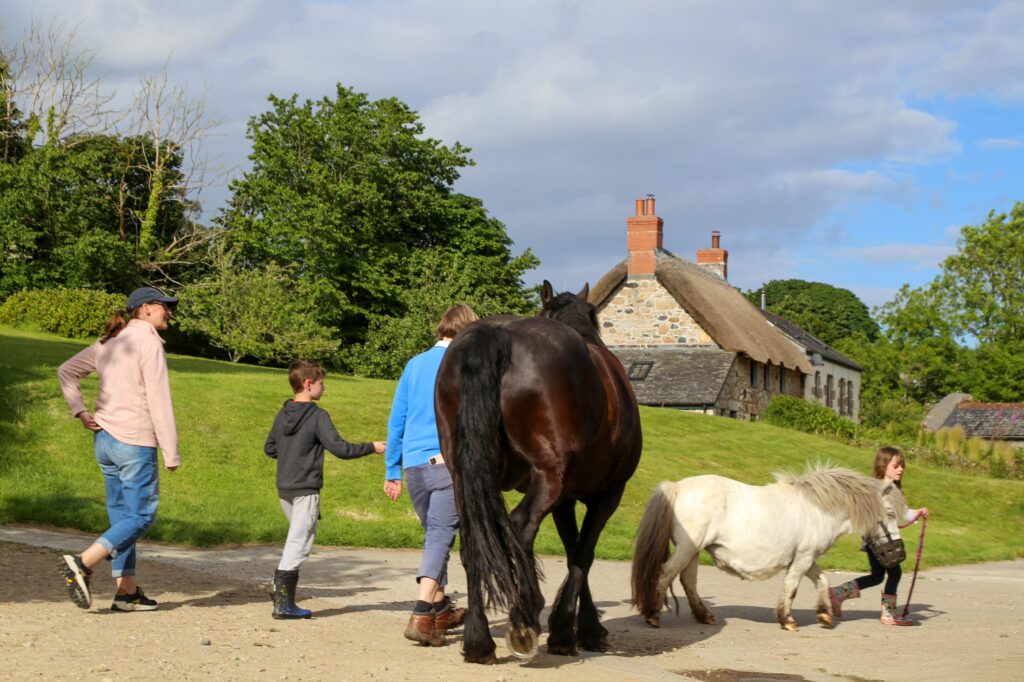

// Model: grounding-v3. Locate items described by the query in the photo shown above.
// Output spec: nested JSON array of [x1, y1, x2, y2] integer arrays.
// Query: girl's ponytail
[[100, 309, 131, 344]]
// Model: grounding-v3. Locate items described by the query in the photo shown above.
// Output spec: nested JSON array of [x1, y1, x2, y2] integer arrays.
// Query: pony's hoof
[[506, 626, 539, 659], [782, 622, 799, 632], [645, 614, 661, 628], [817, 613, 834, 629], [546, 640, 578, 657], [703, 614, 717, 626]]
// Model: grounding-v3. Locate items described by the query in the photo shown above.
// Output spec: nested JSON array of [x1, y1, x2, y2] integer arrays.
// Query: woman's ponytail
[[100, 309, 131, 344]]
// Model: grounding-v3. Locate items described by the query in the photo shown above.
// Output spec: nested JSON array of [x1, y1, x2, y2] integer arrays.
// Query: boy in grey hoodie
[[264, 359, 385, 619]]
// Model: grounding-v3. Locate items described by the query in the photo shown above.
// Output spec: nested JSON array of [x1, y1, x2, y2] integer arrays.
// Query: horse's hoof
[[704, 614, 717, 626], [506, 626, 539, 659], [579, 635, 608, 652], [546, 640, 578, 657], [782, 622, 799, 632], [645, 615, 661, 628], [463, 650, 498, 665], [817, 613, 834, 629]]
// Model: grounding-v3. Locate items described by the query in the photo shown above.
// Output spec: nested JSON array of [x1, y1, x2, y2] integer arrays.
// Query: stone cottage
[[588, 197, 810, 420], [760, 309, 863, 422]]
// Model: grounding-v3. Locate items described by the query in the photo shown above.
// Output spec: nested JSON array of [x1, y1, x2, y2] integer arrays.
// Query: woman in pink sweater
[[56, 286, 180, 612]]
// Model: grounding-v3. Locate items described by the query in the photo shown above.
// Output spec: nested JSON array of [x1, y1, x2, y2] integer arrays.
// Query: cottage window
[[627, 361, 653, 381], [750, 360, 757, 387], [814, 371, 822, 399], [839, 378, 846, 415], [779, 367, 785, 393], [826, 374, 835, 408], [763, 363, 770, 390]]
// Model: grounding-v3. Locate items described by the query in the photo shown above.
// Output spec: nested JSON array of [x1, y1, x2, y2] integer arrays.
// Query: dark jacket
[[264, 400, 375, 496]]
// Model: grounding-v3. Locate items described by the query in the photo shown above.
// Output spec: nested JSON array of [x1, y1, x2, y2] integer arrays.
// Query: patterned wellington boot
[[880, 593, 914, 626], [828, 580, 860, 619]]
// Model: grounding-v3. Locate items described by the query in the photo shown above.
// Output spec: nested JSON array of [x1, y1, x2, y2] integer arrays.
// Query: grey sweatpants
[[277, 494, 319, 571]]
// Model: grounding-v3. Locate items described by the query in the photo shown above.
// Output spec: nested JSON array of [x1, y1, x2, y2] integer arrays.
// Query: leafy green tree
[[176, 254, 339, 364], [345, 248, 538, 378], [220, 85, 538, 350], [746, 279, 879, 345], [935, 203, 1024, 345]]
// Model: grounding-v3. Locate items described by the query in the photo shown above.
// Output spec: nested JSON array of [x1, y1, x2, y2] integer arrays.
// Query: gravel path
[[2, 525, 1021, 681]]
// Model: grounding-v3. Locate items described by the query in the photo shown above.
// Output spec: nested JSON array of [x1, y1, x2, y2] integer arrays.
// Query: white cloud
[[836, 244, 956, 265], [2, 0, 1021, 293], [979, 137, 1024, 150]]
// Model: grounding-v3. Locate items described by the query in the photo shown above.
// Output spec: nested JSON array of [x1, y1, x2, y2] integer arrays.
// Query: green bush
[[762, 395, 857, 440], [0, 288, 124, 339]]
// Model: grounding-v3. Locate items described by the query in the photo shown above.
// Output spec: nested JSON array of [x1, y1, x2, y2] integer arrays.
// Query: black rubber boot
[[271, 569, 312, 619]]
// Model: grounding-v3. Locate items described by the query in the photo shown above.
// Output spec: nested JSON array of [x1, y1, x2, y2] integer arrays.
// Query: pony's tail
[[631, 481, 679, 620], [452, 324, 540, 628]]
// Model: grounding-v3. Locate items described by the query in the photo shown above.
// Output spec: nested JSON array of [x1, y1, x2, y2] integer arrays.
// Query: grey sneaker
[[111, 587, 159, 612], [58, 555, 92, 609]]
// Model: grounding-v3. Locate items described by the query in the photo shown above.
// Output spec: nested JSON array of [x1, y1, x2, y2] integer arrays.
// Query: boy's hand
[[384, 479, 402, 501], [373, 441, 386, 454]]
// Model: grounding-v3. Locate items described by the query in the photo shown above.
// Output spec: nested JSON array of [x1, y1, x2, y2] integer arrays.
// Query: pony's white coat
[[631, 466, 885, 631]]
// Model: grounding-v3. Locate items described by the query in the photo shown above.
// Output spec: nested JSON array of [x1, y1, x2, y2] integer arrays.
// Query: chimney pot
[[645, 196, 656, 216], [711, 230, 720, 249], [635, 198, 645, 216]]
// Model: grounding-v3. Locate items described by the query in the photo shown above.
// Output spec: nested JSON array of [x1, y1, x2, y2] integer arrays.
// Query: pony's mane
[[542, 291, 603, 345], [773, 463, 884, 536]]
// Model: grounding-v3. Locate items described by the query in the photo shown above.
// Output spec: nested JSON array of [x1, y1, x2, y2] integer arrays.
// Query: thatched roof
[[611, 347, 735, 407], [591, 253, 812, 374]]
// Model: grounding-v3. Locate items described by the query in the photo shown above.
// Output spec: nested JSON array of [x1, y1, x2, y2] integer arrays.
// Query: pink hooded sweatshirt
[[58, 319, 180, 467]]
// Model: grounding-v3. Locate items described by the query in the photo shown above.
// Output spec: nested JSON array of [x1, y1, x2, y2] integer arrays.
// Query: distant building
[[925, 396, 1024, 449], [588, 197, 810, 420]]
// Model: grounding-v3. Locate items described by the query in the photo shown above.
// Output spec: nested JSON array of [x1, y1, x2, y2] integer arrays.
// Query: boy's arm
[[316, 410, 376, 460], [264, 418, 278, 459]]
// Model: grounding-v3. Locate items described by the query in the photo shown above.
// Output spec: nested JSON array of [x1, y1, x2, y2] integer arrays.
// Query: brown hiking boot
[[404, 612, 446, 646], [434, 602, 466, 631]]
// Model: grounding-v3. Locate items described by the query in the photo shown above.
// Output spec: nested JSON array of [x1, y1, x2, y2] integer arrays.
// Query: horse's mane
[[541, 291, 603, 346], [773, 463, 885, 536]]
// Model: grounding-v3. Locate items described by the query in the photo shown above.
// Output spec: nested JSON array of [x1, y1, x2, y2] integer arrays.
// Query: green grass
[[2, 325, 1022, 569]]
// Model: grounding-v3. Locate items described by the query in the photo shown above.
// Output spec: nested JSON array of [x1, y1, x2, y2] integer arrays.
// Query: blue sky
[[4, 1, 1023, 309]]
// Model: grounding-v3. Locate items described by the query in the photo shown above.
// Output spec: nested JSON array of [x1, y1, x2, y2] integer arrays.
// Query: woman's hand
[[76, 411, 102, 432], [918, 507, 929, 520]]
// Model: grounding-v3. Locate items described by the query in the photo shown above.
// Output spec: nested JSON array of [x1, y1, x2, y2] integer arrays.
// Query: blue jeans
[[405, 463, 459, 586], [93, 430, 160, 577]]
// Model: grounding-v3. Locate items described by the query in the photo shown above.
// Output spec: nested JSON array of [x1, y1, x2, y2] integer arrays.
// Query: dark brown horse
[[435, 281, 642, 664]]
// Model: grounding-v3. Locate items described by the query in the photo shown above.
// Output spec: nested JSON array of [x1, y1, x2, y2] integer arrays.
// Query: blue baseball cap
[[126, 286, 178, 312]]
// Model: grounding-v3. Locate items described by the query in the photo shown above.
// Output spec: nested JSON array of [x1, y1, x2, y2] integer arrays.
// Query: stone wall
[[716, 356, 804, 420], [597, 278, 715, 347]]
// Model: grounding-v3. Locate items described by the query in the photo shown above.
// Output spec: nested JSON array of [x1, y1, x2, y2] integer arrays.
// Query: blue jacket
[[385, 342, 448, 480]]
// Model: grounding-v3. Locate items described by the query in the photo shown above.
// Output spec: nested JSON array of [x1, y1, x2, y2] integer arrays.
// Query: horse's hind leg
[[679, 553, 716, 625], [550, 489, 623, 654], [805, 563, 833, 628]]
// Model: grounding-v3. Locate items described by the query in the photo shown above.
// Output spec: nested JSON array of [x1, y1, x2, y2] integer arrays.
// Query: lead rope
[[899, 515, 927, 618]]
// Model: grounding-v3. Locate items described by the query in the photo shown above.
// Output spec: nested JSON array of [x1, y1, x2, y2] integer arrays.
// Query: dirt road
[[1, 525, 1021, 681]]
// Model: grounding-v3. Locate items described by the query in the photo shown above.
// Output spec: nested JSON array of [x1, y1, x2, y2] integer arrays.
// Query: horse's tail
[[631, 480, 679, 620], [451, 324, 540, 628]]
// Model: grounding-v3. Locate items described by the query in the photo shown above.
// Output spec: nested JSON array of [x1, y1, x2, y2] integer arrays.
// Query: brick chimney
[[696, 230, 728, 280], [627, 195, 663, 276]]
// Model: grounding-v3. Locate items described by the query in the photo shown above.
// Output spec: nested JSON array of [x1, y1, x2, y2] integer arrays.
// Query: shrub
[[762, 395, 857, 440], [965, 436, 989, 464], [945, 425, 967, 455], [0, 288, 124, 339]]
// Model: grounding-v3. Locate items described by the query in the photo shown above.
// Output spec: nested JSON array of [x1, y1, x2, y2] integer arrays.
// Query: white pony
[[630, 465, 885, 631]]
